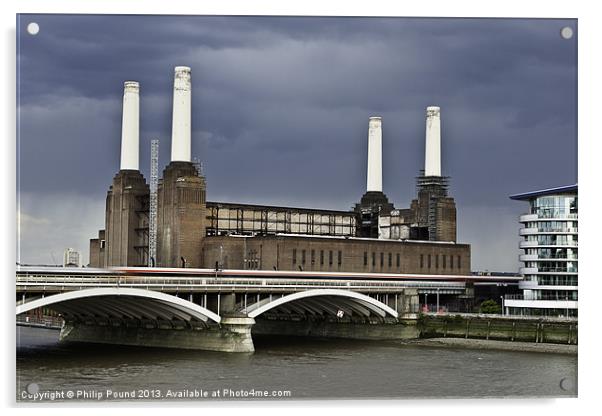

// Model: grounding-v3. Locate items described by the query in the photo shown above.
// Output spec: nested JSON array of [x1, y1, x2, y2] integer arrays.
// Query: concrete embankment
[[253, 314, 578, 353], [403, 337, 577, 354], [417, 313, 577, 347]]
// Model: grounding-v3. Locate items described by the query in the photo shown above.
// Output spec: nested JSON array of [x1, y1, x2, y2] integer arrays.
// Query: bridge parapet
[[16, 274, 466, 294]]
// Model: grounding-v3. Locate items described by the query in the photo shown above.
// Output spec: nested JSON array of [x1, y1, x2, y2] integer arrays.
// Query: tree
[[479, 299, 501, 314]]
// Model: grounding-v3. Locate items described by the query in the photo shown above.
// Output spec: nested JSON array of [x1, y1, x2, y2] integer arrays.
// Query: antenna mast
[[149, 139, 159, 266]]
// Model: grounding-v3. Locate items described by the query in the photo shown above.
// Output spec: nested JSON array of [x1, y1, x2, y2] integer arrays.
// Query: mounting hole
[[560, 26, 573, 40], [559, 377, 575, 391], [27, 22, 40, 35], [26, 383, 40, 394]]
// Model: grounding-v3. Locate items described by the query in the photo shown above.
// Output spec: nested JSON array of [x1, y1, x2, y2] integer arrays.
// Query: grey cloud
[[16, 15, 577, 270], [18, 192, 105, 265]]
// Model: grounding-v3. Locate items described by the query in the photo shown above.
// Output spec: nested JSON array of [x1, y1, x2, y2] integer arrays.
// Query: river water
[[16, 326, 577, 401]]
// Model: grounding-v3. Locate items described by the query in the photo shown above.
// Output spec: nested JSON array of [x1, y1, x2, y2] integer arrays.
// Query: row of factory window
[[418, 253, 461, 270], [290, 248, 461, 271], [209, 208, 356, 223], [292, 249, 343, 267], [245, 250, 260, 270], [209, 223, 356, 234], [363, 251, 402, 269]]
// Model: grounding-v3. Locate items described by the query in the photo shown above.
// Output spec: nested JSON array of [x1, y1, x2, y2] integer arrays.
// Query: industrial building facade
[[202, 235, 470, 275], [89, 66, 469, 275]]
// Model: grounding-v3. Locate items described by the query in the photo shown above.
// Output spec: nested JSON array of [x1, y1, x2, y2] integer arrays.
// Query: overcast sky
[[16, 15, 577, 270]]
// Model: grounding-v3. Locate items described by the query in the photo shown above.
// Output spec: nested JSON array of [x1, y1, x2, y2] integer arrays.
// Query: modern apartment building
[[505, 184, 578, 317]]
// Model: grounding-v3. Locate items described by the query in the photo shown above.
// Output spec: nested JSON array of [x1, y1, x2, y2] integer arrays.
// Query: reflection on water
[[16, 326, 577, 401]]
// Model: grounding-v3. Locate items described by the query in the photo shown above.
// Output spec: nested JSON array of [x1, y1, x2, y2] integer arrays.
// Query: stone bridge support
[[399, 288, 420, 318], [59, 315, 256, 353]]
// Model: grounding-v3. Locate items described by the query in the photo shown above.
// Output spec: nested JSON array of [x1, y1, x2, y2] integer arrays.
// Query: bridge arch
[[16, 287, 221, 324], [245, 289, 398, 319]]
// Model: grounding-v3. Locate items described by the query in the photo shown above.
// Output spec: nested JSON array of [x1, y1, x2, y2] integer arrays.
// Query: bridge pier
[[59, 317, 256, 353], [252, 317, 419, 340], [399, 289, 420, 319]]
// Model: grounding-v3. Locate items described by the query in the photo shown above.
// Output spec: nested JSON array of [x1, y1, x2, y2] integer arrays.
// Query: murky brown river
[[16, 326, 577, 401]]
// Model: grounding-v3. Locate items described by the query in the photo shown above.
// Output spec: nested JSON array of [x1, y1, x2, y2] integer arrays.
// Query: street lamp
[[500, 295, 504, 316]]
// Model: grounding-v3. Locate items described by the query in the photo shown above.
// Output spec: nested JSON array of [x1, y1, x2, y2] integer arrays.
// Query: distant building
[[505, 185, 578, 317], [63, 248, 81, 267]]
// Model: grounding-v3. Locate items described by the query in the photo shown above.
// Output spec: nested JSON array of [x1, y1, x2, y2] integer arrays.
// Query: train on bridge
[[17, 265, 522, 283]]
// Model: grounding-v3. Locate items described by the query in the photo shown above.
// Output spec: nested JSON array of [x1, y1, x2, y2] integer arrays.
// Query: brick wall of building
[[433, 197, 457, 242], [157, 161, 206, 268], [104, 170, 149, 266], [89, 238, 100, 268], [202, 235, 471, 275]]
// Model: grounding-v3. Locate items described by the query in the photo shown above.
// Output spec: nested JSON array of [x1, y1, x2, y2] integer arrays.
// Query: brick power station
[[89, 66, 469, 275]]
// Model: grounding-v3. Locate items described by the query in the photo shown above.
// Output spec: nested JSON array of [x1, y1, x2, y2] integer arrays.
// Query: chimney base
[[354, 191, 395, 238]]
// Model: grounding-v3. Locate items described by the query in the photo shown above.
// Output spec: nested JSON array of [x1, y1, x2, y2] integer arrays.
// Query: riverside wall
[[417, 313, 577, 345], [253, 314, 577, 345]]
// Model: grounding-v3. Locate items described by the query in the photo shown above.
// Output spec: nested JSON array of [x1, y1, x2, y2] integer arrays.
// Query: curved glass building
[[506, 184, 578, 317]]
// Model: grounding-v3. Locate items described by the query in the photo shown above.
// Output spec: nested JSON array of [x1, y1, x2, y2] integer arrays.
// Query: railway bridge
[[16, 266, 521, 352]]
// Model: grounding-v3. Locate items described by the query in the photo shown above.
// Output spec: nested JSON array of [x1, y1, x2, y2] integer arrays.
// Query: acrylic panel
[[16, 14, 578, 402]]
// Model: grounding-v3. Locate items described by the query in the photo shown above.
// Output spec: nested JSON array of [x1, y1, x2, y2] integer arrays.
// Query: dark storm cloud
[[16, 15, 577, 268]]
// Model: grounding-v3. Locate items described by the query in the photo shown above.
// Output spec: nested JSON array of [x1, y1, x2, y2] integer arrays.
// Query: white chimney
[[366, 116, 383, 192], [171, 66, 192, 162], [424, 106, 441, 177], [119, 81, 139, 170]]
